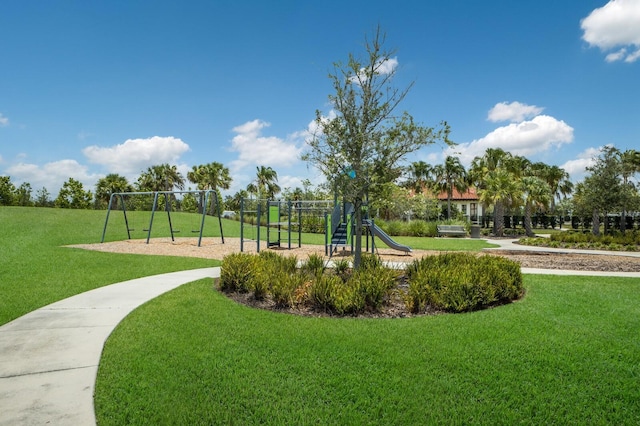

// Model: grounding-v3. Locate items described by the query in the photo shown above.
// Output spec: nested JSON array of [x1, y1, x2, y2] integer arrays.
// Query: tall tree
[[187, 162, 232, 214], [433, 156, 467, 220], [619, 149, 640, 232], [303, 26, 451, 267], [95, 174, 132, 209], [404, 160, 434, 194], [577, 146, 623, 235], [0, 176, 16, 206], [54, 178, 93, 209], [469, 148, 513, 236], [520, 176, 552, 237], [253, 166, 280, 200], [531, 163, 573, 212], [137, 164, 185, 192]]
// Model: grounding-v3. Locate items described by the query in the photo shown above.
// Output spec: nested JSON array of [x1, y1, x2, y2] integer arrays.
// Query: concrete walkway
[[0, 268, 220, 426], [1, 242, 639, 426], [483, 237, 640, 277]]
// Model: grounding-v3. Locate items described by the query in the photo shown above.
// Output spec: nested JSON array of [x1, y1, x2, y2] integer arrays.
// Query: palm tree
[[254, 166, 280, 200], [95, 173, 132, 209], [520, 176, 552, 237], [619, 149, 640, 232], [187, 162, 232, 214], [433, 156, 467, 220], [137, 163, 185, 192], [477, 168, 519, 237], [137, 164, 185, 211], [469, 148, 513, 236], [532, 163, 573, 212], [404, 161, 434, 194]]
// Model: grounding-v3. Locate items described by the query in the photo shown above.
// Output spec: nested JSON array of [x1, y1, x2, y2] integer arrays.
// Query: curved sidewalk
[[482, 237, 640, 277], [0, 267, 220, 426]]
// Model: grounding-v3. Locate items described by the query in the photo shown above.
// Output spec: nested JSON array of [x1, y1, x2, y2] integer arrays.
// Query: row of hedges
[[520, 230, 640, 251], [219, 251, 524, 315]]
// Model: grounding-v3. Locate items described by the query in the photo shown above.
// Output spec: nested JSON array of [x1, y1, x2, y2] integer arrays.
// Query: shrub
[[359, 252, 383, 271], [219, 253, 255, 292], [405, 253, 523, 313], [407, 220, 429, 237], [271, 271, 305, 308], [302, 253, 325, 277], [308, 275, 340, 312], [333, 258, 351, 280], [352, 267, 397, 311]]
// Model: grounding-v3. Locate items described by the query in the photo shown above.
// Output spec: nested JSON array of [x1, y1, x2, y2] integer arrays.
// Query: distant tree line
[[2, 146, 639, 237]]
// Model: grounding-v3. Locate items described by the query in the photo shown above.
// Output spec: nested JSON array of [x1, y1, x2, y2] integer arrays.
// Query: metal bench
[[437, 224, 467, 237]]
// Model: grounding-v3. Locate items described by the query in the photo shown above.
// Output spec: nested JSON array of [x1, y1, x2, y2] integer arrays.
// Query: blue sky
[[1, 0, 639, 197]]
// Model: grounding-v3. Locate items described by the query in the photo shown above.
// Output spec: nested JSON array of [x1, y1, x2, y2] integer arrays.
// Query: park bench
[[437, 224, 467, 237]]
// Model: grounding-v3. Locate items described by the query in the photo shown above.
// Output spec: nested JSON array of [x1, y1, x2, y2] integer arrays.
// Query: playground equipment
[[325, 202, 411, 256], [101, 190, 224, 247], [240, 198, 333, 253]]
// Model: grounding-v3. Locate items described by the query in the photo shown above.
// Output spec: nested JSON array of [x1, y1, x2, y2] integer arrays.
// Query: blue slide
[[366, 221, 412, 253]]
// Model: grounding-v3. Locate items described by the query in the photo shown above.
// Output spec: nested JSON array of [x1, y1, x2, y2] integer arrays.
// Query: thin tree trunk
[[353, 196, 364, 269], [494, 201, 505, 237], [592, 209, 600, 236], [524, 203, 534, 237]]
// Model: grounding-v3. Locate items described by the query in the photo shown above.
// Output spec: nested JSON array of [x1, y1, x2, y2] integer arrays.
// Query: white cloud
[[560, 147, 600, 182], [350, 57, 398, 84], [581, 0, 640, 63], [229, 119, 303, 172], [0, 113, 9, 127], [82, 136, 190, 176], [487, 101, 544, 123], [6, 159, 101, 195], [447, 113, 574, 166]]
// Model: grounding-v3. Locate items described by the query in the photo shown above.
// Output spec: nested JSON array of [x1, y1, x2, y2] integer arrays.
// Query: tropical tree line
[[2, 146, 638, 238]]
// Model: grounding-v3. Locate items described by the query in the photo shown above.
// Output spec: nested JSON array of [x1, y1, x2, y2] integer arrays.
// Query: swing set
[[101, 190, 224, 247]]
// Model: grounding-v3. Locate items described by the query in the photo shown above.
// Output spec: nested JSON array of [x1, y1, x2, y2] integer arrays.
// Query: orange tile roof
[[436, 187, 479, 201]]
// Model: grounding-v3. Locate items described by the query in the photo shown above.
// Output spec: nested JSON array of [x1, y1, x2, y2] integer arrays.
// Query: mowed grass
[[0, 207, 218, 325], [96, 275, 640, 424]]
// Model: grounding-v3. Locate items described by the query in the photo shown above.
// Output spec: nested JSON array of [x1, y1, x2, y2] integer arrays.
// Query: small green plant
[[302, 253, 325, 277], [270, 271, 304, 308], [333, 258, 351, 280], [308, 275, 340, 312], [219, 253, 255, 292]]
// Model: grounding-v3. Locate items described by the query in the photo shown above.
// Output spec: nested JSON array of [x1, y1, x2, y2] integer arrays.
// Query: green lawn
[[0, 207, 218, 325], [95, 275, 640, 424], [4, 206, 639, 424]]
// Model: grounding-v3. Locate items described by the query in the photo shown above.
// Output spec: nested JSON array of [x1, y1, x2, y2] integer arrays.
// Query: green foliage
[[333, 258, 351, 279], [55, 177, 93, 209], [301, 253, 325, 277], [520, 231, 640, 251], [219, 253, 255, 292], [405, 253, 523, 313], [270, 271, 304, 308], [308, 274, 340, 312]]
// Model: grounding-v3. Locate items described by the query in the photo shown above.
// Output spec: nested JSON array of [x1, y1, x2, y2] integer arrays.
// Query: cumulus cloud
[[487, 101, 544, 123], [446, 103, 574, 165], [581, 0, 640, 62], [350, 57, 398, 84], [6, 159, 100, 195], [0, 113, 9, 127], [229, 119, 303, 172], [560, 147, 601, 182], [82, 136, 190, 175]]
